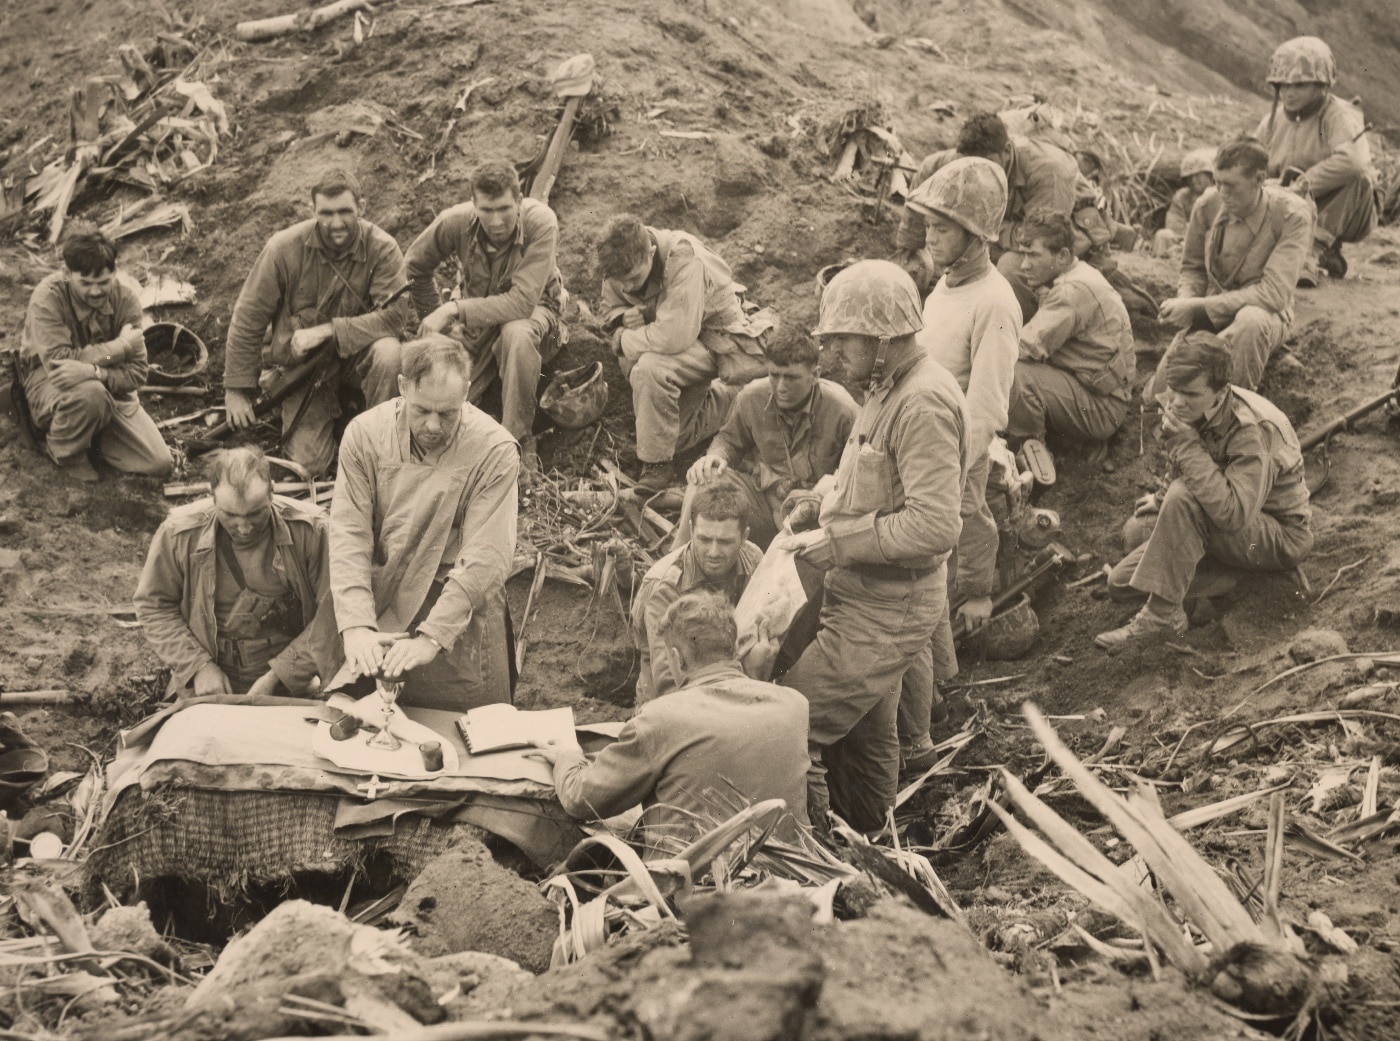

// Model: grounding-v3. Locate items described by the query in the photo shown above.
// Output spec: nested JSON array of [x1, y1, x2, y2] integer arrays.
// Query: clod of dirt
[[1288, 628, 1351, 664], [89, 901, 179, 967], [177, 900, 442, 1041], [387, 836, 557, 973], [812, 899, 1054, 1040], [634, 892, 825, 1041], [424, 950, 532, 1020]]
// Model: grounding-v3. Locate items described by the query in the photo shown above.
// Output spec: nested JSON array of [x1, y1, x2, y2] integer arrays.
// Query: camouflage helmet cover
[[812, 259, 923, 339], [1267, 36, 1336, 86], [905, 156, 1009, 241], [1180, 147, 1217, 179]]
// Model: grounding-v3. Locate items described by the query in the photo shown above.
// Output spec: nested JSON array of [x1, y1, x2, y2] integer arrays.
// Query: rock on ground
[[387, 835, 559, 973], [496, 892, 1053, 1041], [1288, 628, 1350, 664], [176, 900, 443, 1041]]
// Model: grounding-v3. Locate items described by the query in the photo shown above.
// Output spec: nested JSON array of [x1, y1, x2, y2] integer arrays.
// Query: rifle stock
[[187, 342, 337, 456]]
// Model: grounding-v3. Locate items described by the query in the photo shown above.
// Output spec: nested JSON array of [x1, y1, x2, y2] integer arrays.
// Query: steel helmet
[[812, 259, 923, 339], [905, 156, 1008, 241], [540, 361, 608, 428], [1267, 36, 1336, 86], [1180, 147, 1217, 179]]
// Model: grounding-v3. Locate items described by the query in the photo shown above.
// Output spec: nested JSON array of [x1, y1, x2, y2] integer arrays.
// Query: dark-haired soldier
[[1096, 333, 1312, 653], [676, 327, 857, 549], [631, 483, 762, 706], [1008, 213, 1134, 448], [1149, 137, 1313, 397], [18, 230, 171, 481], [407, 161, 563, 465], [596, 214, 770, 492], [328, 337, 518, 709], [135, 446, 332, 697], [223, 168, 412, 475]]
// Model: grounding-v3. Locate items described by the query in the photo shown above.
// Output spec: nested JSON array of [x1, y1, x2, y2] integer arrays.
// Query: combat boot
[[1094, 602, 1188, 654]]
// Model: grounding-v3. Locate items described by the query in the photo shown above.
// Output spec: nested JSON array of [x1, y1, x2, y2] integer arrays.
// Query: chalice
[[365, 674, 405, 751]]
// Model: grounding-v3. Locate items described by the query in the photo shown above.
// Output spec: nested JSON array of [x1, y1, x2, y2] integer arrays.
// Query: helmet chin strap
[[867, 334, 893, 391]]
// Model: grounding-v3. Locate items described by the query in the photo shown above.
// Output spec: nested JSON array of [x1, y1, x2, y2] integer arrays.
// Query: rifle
[[953, 542, 1073, 647], [1299, 358, 1400, 451], [186, 340, 337, 456], [188, 283, 412, 457]]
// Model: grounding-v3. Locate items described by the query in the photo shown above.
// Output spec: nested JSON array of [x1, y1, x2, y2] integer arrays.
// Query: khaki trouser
[[1312, 170, 1378, 249], [1146, 308, 1288, 399], [952, 450, 998, 600], [1108, 479, 1312, 606], [24, 369, 172, 475], [281, 337, 401, 476], [781, 565, 943, 833], [1006, 361, 1128, 443], [625, 343, 738, 463], [462, 305, 559, 441]]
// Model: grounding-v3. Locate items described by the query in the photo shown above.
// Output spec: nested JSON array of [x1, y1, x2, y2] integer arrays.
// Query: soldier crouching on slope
[[1096, 333, 1312, 653]]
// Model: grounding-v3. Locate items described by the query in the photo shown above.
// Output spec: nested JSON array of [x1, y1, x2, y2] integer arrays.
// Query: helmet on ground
[[1267, 36, 1336, 86], [1180, 147, 1217, 179], [144, 322, 209, 385], [812, 259, 923, 339], [540, 361, 608, 428], [981, 594, 1040, 661], [905, 156, 1008, 241]]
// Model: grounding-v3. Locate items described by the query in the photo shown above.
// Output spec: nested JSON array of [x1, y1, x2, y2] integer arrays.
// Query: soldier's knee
[[60, 380, 114, 423], [368, 337, 401, 372], [1228, 306, 1275, 333], [1159, 480, 1206, 521], [497, 318, 543, 354]]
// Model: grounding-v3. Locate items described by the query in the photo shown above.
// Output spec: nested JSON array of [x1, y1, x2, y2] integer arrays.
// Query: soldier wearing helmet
[[1154, 148, 1217, 256], [907, 158, 1021, 655], [774, 260, 969, 833], [894, 112, 1083, 316], [1255, 36, 1376, 280]]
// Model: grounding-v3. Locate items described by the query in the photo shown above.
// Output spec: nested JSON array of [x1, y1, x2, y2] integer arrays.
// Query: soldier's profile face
[[924, 212, 975, 267]]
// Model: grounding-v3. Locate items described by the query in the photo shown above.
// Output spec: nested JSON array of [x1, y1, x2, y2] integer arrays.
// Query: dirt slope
[[2, 0, 1400, 1037]]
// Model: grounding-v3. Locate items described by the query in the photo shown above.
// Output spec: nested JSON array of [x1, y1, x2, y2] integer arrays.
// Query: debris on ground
[[387, 837, 559, 973]]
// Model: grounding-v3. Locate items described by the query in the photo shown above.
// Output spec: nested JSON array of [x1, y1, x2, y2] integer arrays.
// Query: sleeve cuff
[[826, 514, 883, 567]]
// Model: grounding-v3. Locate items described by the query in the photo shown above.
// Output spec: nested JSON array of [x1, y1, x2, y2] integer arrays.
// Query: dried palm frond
[[992, 702, 1328, 1023]]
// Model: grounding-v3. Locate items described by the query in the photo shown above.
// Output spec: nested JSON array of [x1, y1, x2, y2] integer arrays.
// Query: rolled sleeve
[[417, 441, 520, 651], [1178, 194, 1213, 299], [1019, 284, 1079, 362], [404, 208, 463, 320], [552, 722, 659, 821], [225, 240, 289, 389]]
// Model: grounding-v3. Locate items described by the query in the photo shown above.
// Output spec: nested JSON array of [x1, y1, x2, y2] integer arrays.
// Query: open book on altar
[[455, 704, 580, 755]]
